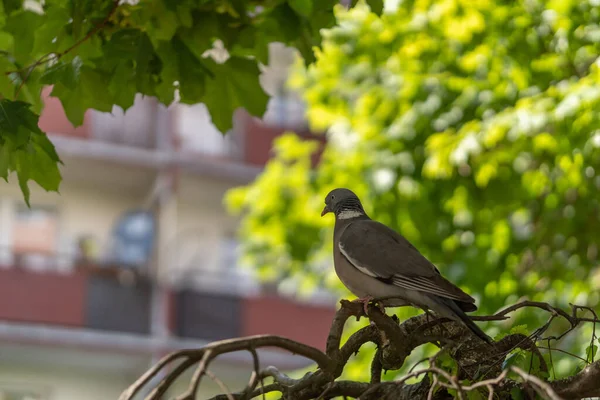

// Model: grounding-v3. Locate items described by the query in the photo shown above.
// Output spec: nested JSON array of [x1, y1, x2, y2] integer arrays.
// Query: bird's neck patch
[[337, 210, 364, 220]]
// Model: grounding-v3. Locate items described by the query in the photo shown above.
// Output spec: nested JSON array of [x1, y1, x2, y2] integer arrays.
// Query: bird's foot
[[351, 296, 386, 315], [351, 296, 373, 315]]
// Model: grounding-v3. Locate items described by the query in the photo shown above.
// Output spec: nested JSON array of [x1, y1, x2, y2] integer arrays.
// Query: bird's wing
[[338, 219, 475, 303]]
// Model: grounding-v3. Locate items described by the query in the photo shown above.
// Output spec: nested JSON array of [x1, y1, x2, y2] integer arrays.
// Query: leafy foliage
[[0, 0, 375, 204], [0, 99, 61, 206], [227, 0, 600, 380]]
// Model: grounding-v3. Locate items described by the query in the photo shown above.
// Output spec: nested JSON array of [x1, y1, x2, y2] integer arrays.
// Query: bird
[[321, 187, 492, 344]]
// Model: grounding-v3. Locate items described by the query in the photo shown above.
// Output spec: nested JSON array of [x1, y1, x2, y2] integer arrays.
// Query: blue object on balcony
[[110, 210, 155, 268]]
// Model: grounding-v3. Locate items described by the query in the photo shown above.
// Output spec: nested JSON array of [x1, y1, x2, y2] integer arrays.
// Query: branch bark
[[120, 300, 600, 400]]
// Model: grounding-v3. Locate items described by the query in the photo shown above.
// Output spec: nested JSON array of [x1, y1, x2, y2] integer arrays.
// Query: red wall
[[38, 86, 91, 138], [240, 113, 327, 167], [0, 268, 87, 327], [241, 295, 336, 351]]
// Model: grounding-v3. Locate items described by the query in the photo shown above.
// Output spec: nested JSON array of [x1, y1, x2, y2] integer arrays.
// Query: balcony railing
[[0, 253, 336, 350]]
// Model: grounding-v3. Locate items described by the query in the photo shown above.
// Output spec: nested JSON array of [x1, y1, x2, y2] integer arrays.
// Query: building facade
[[0, 45, 335, 400]]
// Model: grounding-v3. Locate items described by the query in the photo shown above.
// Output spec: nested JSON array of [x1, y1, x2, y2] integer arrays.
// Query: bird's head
[[321, 188, 365, 218]]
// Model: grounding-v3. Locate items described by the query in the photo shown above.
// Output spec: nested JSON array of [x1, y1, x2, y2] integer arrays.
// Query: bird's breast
[[333, 248, 368, 297]]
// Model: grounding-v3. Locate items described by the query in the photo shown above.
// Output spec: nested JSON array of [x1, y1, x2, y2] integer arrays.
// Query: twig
[[120, 350, 198, 400], [572, 304, 598, 363], [511, 366, 563, 400], [546, 339, 556, 380], [242, 348, 263, 400], [122, 301, 600, 400], [120, 335, 332, 400], [205, 370, 234, 400], [427, 374, 438, 400], [11, 0, 121, 97], [261, 366, 299, 387], [179, 349, 213, 399], [145, 357, 197, 400], [538, 345, 588, 364]]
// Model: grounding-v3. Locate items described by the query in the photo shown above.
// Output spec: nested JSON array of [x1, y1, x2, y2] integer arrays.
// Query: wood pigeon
[[321, 188, 491, 343]]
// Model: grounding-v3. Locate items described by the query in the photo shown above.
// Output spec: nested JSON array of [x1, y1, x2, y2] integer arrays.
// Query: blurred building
[[0, 45, 334, 400]]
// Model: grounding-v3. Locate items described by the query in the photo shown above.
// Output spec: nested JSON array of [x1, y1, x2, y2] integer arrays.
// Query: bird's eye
[[330, 195, 335, 200]]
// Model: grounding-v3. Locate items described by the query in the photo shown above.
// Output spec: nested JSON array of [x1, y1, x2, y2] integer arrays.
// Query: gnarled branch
[[120, 300, 600, 400]]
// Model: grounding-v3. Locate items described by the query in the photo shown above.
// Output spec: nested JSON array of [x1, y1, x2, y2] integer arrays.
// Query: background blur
[[227, 0, 600, 385], [0, 43, 336, 400], [1, 0, 600, 398]]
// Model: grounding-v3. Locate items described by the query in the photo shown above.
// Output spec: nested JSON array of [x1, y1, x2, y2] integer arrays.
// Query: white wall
[[0, 178, 143, 268], [0, 365, 130, 400], [0, 165, 256, 291], [161, 173, 259, 294]]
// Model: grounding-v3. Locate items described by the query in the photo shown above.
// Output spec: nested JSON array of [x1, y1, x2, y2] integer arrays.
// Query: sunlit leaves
[[586, 344, 598, 362], [0, 0, 354, 203], [203, 56, 269, 133], [228, 0, 600, 381], [0, 100, 62, 206]]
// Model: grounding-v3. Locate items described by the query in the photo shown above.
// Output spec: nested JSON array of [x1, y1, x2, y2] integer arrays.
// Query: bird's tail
[[432, 297, 493, 344]]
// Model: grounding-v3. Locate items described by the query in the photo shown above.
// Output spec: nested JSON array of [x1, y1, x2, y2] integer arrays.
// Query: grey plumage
[[322, 188, 491, 344]]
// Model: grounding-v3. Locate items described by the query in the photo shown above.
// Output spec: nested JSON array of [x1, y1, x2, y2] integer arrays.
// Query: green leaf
[[15, 149, 31, 207], [586, 344, 598, 362], [203, 56, 269, 133], [466, 389, 484, 400], [177, 12, 224, 60], [71, 0, 86, 38], [288, 0, 313, 17], [0, 31, 13, 51], [27, 142, 62, 192], [2, 0, 22, 15], [50, 66, 114, 126], [40, 57, 83, 90], [0, 99, 41, 136], [135, 33, 160, 96], [32, 4, 71, 55], [510, 387, 525, 400], [138, 0, 179, 42], [5, 10, 43, 64], [0, 99, 61, 206], [437, 351, 457, 374], [0, 142, 9, 181], [502, 350, 526, 370], [0, 57, 16, 99], [366, 0, 384, 15], [171, 36, 209, 104], [267, 4, 302, 43], [61, 35, 103, 63], [108, 62, 137, 111]]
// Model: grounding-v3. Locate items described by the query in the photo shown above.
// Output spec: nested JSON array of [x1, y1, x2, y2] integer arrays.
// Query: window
[[12, 205, 58, 270]]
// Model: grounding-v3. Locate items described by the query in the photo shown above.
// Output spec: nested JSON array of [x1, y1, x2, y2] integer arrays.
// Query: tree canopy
[[0, 0, 381, 205], [227, 0, 600, 383]]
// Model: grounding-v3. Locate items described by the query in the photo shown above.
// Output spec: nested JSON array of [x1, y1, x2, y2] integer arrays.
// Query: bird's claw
[[351, 296, 386, 315]]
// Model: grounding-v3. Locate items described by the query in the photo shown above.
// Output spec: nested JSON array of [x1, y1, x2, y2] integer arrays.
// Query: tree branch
[[121, 300, 600, 400]]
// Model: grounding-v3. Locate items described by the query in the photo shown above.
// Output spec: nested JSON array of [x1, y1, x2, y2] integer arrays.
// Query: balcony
[[38, 86, 321, 172], [0, 262, 150, 334], [0, 254, 335, 353]]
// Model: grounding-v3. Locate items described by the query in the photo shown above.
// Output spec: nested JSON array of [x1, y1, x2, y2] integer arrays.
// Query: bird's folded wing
[[338, 219, 475, 303]]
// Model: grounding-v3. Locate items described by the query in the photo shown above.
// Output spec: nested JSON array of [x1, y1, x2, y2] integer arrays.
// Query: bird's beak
[[321, 206, 330, 217]]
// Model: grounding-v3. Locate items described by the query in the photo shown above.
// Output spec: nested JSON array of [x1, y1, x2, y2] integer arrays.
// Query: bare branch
[[511, 366, 562, 400], [551, 360, 600, 399], [122, 301, 600, 400], [206, 370, 234, 400], [177, 349, 213, 400]]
